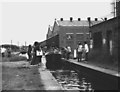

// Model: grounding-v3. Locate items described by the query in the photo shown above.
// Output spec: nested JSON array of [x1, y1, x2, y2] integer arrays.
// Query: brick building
[[90, 17, 119, 65], [47, 17, 101, 52]]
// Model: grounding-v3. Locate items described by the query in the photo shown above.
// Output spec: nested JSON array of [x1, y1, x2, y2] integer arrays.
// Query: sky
[[0, 0, 113, 46]]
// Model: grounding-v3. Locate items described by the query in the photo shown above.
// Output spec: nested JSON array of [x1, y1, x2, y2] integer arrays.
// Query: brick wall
[[59, 26, 89, 50], [90, 18, 118, 64]]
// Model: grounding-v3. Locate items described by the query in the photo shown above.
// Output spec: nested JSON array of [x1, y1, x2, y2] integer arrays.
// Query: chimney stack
[[95, 18, 98, 21], [70, 17, 73, 22], [78, 18, 81, 21], [60, 18, 63, 21]]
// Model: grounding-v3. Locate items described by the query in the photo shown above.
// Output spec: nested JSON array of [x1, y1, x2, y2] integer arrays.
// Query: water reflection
[[51, 69, 94, 91]]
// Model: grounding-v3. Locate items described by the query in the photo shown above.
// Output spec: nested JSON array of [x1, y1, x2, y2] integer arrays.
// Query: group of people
[[77, 41, 89, 62], [27, 41, 44, 66], [27, 41, 89, 65], [61, 41, 89, 62], [61, 46, 72, 60]]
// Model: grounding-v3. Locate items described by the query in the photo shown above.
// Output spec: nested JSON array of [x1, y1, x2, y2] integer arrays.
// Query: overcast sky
[[0, 0, 113, 46]]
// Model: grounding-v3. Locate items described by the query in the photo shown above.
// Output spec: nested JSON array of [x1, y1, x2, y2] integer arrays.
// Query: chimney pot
[[60, 18, 63, 21], [87, 17, 91, 22], [104, 17, 107, 21], [95, 18, 98, 21], [78, 18, 81, 21], [70, 17, 73, 22]]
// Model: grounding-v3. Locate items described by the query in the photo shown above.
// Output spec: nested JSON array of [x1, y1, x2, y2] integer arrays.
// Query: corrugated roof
[[57, 20, 101, 26]]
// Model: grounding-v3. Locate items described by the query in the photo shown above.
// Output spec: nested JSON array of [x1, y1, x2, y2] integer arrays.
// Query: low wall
[[45, 53, 62, 70]]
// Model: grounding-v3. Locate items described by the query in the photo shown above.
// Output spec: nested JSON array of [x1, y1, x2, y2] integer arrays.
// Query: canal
[[47, 59, 118, 91]]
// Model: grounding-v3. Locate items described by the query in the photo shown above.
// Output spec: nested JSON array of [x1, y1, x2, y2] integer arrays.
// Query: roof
[[48, 25, 53, 31], [47, 25, 53, 34], [49, 26, 53, 31], [90, 17, 118, 28], [56, 20, 101, 27]]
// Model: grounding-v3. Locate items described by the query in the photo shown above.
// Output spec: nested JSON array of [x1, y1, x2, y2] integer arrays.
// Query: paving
[[38, 55, 64, 90], [38, 67, 63, 90], [63, 58, 120, 77]]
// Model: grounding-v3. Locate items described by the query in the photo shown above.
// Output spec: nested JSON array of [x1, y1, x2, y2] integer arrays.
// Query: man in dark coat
[[27, 45, 32, 61]]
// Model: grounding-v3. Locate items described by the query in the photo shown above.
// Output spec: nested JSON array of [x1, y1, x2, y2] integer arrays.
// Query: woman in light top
[[84, 41, 89, 61]]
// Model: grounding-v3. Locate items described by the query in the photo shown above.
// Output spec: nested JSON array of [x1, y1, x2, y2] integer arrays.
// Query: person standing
[[1, 45, 6, 57], [37, 46, 43, 66], [64, 47, 68, 59], [82, 45, 86, 61], [77, 43, 83, 62], [27, 45, 32, 61], [84, 41, 89, 61], [66, 46, 71, 60], [31, 41, 40, 65], [7, 47, 11, 57]]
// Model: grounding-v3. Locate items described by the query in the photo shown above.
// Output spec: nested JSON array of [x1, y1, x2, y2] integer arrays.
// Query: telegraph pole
[[111, 0, 116, 17], [18, 41, 19, 47], [87, 17, 93, 50], [25, 41, 27, 46], [11, 40, 12, 49], [18, 41, 19, 50], [11, 40, 12, 45]]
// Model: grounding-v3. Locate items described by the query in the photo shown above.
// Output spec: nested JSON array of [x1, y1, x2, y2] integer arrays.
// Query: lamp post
[[87, 17, 93, 50], [25, 41, 26, 46], [18, 41, 19, 47], [87, 17, 91, 39], [11, 40, 12, 50]]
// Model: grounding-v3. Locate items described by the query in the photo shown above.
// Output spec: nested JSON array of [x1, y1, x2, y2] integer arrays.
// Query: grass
[[2, 64, 44, 90]]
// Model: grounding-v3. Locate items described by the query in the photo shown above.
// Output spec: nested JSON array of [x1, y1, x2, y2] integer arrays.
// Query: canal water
[[50, 62, 94, 91]]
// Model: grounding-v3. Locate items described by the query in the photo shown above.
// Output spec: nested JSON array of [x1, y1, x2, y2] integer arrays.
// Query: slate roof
[[56, 20, 101, 26]]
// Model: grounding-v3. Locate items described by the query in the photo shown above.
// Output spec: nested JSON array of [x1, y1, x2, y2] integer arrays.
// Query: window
[[66, 33, 74, 49], [66, 33, 74, 40]]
